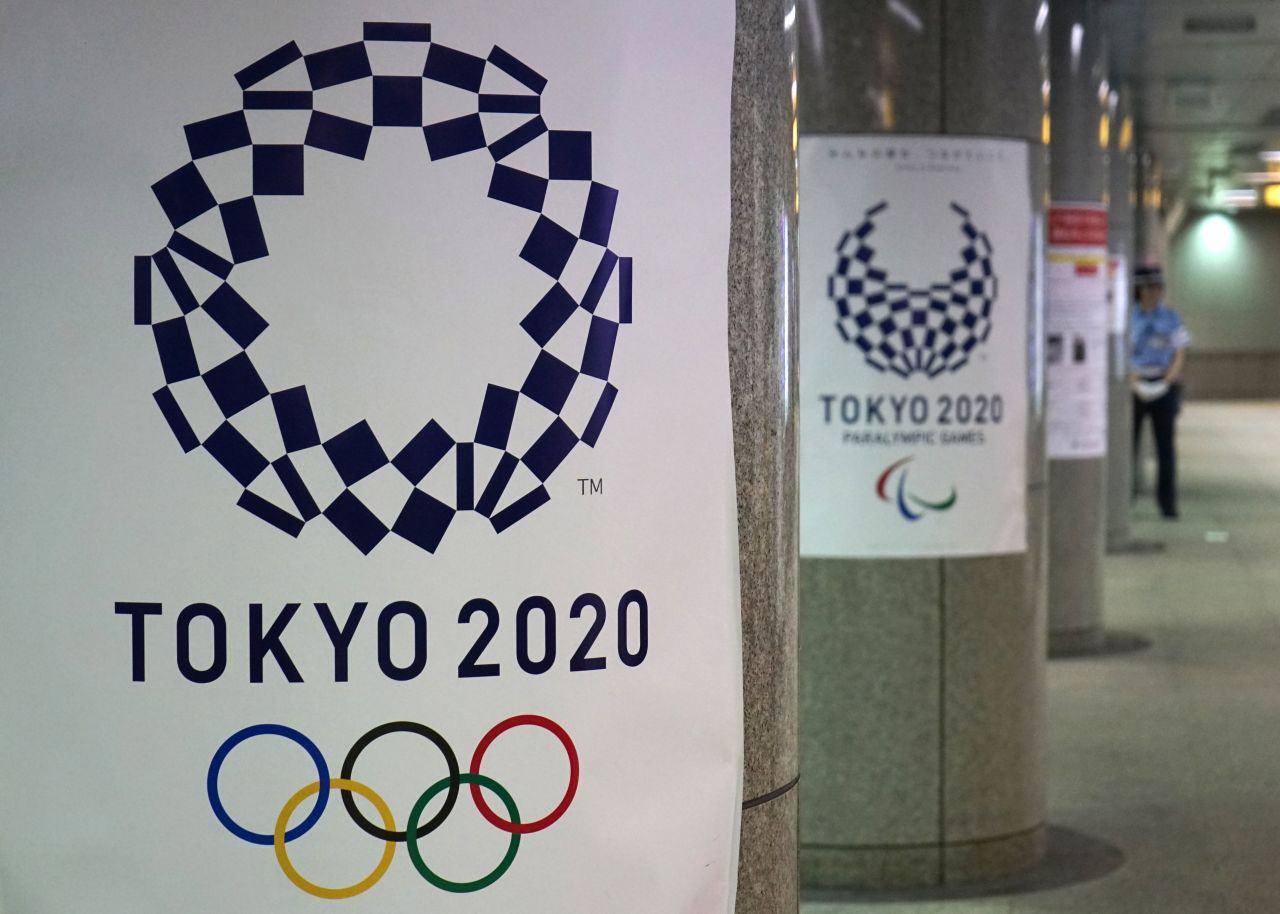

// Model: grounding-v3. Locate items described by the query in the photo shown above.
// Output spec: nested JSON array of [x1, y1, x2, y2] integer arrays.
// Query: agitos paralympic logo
[[207, 715, 577, 898], [828, 201, 997, 379], [876, 456, 957, 521]]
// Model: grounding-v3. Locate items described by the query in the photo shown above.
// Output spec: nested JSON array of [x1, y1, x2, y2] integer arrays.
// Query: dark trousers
[[1133, 384, 1181, 516]]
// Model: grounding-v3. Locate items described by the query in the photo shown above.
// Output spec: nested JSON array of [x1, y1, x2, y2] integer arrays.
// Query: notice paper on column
[[1047, 204, 1109, 458], [0, 3, 744, 912], [798, 135, 1033, 559], [1109, 253, 1131, 381]]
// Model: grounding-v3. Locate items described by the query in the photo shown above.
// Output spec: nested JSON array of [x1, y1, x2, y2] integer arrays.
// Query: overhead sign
[[0, 4, 743, 912], [1047, 203, 1109, 458], [799, 135, 1032, 559]]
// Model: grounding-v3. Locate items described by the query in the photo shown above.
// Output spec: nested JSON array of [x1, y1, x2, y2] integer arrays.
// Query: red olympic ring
[[469, 714, 579, 835]]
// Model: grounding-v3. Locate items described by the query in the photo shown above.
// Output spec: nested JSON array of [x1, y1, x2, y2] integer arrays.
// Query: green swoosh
[[909, 488, 957, 512]]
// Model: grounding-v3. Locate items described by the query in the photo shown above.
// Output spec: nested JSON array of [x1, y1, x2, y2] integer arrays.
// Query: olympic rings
[[274, 778, 396, 899], [207, 715, 577, 896], [341, 721, 460, 842], [407, 774, 521, 893], [207, 723, 329, 846], [470, 714, 580, 834]]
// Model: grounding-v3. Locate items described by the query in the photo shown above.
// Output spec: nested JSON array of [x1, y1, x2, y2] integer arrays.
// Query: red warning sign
[[1048, 205, 1108, 247]]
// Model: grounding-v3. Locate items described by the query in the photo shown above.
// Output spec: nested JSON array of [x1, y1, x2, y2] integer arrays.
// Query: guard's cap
[[1134, 264, 1165, 287]]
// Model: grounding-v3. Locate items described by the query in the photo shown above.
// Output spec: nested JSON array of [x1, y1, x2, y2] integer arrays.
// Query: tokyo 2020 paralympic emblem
[[828, 201, 996, 379], [875, 456, 957, 522], [133, 21, 633, 555], [207, 715, 578, 897]]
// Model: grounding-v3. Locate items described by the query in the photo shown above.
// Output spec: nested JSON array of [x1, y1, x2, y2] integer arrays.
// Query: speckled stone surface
[[1048, 459, 1108, 652], [943, 823, 1048, 882], [1047, 0, 1109, 648], [737, 789, 799, 914], [730, 0, 799, 909], [943, 544, 1047, 845], [798, 0, 1048, 890], [942, 0, 1046, 136], [1048, 0, 1109, 202], [803, 844, 941, 890], [800, 559, 942, 846], [797, 2, 942, 135]]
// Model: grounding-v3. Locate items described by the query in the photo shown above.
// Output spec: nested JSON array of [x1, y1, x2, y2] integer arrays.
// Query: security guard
[[1130, 264, 1190, 519]]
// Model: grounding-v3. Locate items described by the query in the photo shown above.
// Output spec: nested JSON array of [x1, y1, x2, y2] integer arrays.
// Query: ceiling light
[[1218, 188, 1258, 209], [1199, 214, 1237, 253], [886, 0, 924, 32]]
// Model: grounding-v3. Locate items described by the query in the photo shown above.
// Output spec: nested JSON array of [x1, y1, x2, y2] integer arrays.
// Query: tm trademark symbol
[[577, 477, 604, 495]]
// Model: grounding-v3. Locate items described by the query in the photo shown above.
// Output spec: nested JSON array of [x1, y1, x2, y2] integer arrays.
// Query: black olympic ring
[[340, 720, 459, 842]]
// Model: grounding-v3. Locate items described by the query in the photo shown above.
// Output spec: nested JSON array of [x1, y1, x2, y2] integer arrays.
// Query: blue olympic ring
[[207, 723, 330, 846]]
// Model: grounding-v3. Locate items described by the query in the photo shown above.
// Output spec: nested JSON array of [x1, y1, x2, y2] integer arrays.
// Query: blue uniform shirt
[[1131, 302, 1190, 377]]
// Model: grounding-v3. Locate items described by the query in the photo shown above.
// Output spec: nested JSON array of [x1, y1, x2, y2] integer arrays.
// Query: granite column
[[1046, 0, 1111, 654], [731, 1, 800, 911], [797, 0, 1048, 888], [1106, 87, 1137, 552]]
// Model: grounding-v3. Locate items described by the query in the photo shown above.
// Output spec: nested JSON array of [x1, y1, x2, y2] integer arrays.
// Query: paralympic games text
[[115, 590, 649, 683]]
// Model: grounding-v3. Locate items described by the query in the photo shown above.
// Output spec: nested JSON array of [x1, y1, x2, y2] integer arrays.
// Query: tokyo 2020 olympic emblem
[[133, 22, 632, 555], [828, 201, 996, 378], [207, 715, 578, 897]]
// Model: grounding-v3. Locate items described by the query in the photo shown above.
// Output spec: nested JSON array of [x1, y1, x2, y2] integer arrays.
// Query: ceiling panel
[[1142, 44, 1278, 79], [1105, 0, 1280, 206]]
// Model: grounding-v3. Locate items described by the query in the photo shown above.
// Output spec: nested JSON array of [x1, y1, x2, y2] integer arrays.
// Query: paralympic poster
[[798, 135, 1033, 558], [0, 3, 744, 912]]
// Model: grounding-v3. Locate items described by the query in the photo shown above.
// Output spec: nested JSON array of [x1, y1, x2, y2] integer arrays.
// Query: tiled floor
[[802, 402, 1280, 914]]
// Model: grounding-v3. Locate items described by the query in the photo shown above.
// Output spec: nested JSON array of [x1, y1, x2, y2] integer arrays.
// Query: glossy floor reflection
[[802, 401, 1280, 914]]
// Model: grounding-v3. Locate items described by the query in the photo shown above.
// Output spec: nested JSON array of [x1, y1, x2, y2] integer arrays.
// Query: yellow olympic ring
[[273, 778, 396, 899]]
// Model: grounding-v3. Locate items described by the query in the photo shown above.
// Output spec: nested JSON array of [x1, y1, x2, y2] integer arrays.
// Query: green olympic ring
[[407, 773, 522, 893]]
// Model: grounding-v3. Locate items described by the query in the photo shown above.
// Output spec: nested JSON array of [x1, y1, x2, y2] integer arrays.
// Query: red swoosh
[[876, 456, 914, 501]]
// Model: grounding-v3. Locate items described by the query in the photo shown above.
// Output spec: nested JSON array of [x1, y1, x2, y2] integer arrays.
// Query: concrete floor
[[802, 401, 1280, 914]]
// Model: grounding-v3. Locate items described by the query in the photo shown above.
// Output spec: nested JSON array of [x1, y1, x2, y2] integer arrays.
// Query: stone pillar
[[1105, 87, 1136, 551], [1135, 152, 1168, 268], [1046, 0, 1110, 655], [731, 1, 799, 912], [797, 0, 1048, 888]]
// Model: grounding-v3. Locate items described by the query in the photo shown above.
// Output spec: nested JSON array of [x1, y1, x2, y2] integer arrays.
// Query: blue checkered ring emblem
[[829, 201, 995, 378], [133, 22, 632, 555]]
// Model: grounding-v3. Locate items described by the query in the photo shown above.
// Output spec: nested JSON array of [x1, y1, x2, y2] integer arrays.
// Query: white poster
[[1109, 254, 1130, 336], [1046, 204, 1109, 458], [799, 136, 1031, 559], [1109, 254, 1130, 380], [0, 4, 743, 913]]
